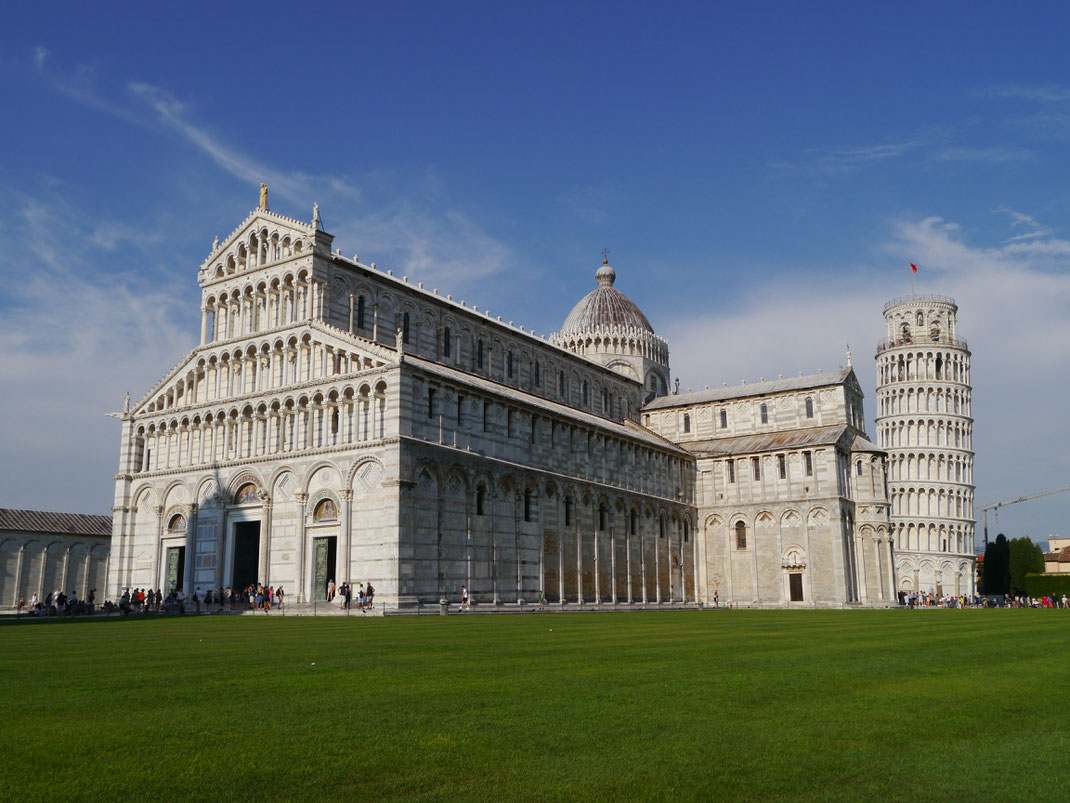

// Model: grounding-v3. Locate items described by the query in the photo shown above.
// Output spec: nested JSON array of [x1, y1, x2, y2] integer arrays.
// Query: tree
[[983, 534, 1011, 595], [1009, 537, 1045, 594]]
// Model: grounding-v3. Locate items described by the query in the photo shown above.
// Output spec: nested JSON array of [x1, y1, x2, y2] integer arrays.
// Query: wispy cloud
[[930, 146, 1034, 163], [0, 190, 195, 514], [557, 185, 624, 225], [772, 140, 922, 176], [978, 84, 1070, 103]]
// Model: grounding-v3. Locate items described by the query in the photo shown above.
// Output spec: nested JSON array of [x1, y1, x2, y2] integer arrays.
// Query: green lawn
[[2, 610, 1067, 801]]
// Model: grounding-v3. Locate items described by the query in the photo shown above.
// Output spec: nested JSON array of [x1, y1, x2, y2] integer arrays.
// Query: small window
[[752, 457, 760, 481], [530, 414, 537, 444], [524, 489, 533, 522], [599, 504, 608, 531], [483, 401, 490, 432], [804, 451, 813, 477], [443, 327, 451, 358], [402, 312, 411, 344], [778, 454, 786, 479], [760, 403, 768, 424], [720, 409, 728, 428], [602, 389, 609, 414], [427, 388, 436, 419], [630, 510, 638, 536], [507, 351, 514, 379], [856, 460, 863, 476], [534, 361, 541, 388], [727, 459, 735, 483], [356, 295, 365, 329], [735, 521, 747, 550], [805, 397, 813, 419], [313, 498, 337, 521], [476, 485, 486, 516], [684, 521, 690, 543], [564, 497, 573, 526], [559, 370, 565, 396], [507, 409, 514, 438], [582, 380, 589, 406], [659, 518, 665, 539], [477, 340, 485, 370], [683, 413, 691, 433]]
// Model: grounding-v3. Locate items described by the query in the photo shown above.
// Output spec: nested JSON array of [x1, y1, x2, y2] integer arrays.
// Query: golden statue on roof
[[259, 183, 268, 210]]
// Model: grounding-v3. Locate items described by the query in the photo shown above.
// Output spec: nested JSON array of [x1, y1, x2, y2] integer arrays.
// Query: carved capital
[[340, 490, 353, 501], [295, 492, 308, 504], [153, 505, 164, 518]]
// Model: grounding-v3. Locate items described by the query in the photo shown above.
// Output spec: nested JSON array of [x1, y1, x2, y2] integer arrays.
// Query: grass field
[[2, 610, 1068, 801]]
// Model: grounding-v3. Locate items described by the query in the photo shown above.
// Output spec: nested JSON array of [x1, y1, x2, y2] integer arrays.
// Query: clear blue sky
[[2, 2, 1069, 544]]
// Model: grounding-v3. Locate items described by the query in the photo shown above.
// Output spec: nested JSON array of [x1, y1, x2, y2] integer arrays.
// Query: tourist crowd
[[325, 579, 375, 610], [899, 591, 1070, 608], [18, 588, 98, 616]]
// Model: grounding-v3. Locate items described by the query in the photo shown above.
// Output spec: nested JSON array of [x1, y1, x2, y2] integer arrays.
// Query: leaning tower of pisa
[[875, 294, 976, 597]]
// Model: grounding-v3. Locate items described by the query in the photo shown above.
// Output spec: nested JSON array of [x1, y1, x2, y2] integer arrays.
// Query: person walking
[[461, 585, 469, 611], [366, 583, 374, 608], [357, 583, 365, 610], [538, 589, 545, 611]]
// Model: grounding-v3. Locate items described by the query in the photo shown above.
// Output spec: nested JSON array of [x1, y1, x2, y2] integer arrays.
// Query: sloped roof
[[678, 425, 849, 457], [404, 354, 689, 455], [851, 434, 883, 454], [1044, 546, 1070, 563], [644, 369, 853, 410], [0, 509, 112, 538]]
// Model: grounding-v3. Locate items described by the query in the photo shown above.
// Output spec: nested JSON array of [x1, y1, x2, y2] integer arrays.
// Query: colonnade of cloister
[[0, 537, 110, 607], [135, 380, 389, 474]]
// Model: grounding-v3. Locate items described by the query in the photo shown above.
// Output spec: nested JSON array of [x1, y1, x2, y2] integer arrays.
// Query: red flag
[[910, 262, 918, 274]]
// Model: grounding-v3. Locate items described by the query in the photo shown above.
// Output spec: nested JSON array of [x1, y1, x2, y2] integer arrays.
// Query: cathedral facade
[[106, 198, 894, 608]]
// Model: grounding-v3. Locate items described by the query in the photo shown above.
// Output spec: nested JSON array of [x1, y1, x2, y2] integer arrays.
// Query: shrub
[[1023, 573, 1070, 598]]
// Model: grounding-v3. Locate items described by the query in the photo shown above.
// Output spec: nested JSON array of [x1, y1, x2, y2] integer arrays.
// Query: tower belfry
[[875, 294, 976, 597]]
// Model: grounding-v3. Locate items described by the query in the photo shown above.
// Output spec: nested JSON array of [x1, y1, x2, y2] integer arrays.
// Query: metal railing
[[883, 294, 957, 313], [875, 334, 968, 354]]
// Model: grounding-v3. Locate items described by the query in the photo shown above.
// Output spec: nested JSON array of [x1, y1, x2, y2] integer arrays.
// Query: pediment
[[198, 208, 331, 281]]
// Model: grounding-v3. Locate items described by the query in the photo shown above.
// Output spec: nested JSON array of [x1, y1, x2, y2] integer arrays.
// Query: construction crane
[[981, 484, 1070, 547]]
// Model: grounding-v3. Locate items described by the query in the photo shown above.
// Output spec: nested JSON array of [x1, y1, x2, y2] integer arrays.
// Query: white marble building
[[106, 193, 895, 608], [875, 295, 976, 596]]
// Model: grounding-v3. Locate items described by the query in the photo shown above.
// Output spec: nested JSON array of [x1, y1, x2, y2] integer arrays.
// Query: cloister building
[[105, 192, 896, 608]]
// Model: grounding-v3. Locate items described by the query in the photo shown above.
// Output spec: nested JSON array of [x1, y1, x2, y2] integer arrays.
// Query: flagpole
[[910, 269, 914, 298]]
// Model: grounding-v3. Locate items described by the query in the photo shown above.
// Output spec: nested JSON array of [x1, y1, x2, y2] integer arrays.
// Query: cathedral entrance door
[[312, 537, 337, 601], [789, 573, 804, 602], [166, 546, 185, 594], [232, 521, 261, 591]]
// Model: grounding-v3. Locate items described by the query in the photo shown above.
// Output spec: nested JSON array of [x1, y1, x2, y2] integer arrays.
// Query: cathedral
[[106, 193, 896, 608]]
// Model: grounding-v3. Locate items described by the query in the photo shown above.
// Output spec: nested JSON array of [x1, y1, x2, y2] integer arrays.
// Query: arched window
[[735, 521, 747, 550], [524, 489, 533, 522], [683, 520, 690, 542], [443, 327, 451, 358], [916, 311, 924, 327], [856, 460, 863, 476], [476, 485, 486, 516], [534, 361, 541, 388], [427, 388, 436, 419], [683, 413, 691, 433], [356, 295, 365, 329], [402, 312, 411, 344], [727, 459, 735, 483], [314, 498, 337, 521], [760, 403, 768, 424], [805, 397, 814, 418], [582, 380, 589, 406], [477, 339, 485, 370], [507, 350, 514, 379], [659, 517, 665, 539], [599, 504, 608, 531], [235, 483, 259, 504], [720, 409, 728, 428], [564, 497, 573, 526], [168, 514, 187, 534], [630, 510, 638, 536]]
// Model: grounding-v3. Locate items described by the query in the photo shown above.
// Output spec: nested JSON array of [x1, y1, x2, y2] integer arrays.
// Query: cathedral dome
[[559, 260, 654, 336]]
